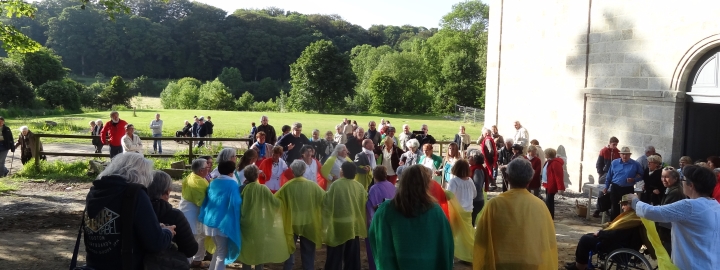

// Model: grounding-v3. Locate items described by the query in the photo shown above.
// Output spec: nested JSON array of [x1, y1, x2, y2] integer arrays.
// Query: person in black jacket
[[147, 170, 198, 266], [414, 124, 436, 147], [276, 122, 310, 165], [197, 117, 208, 148], [0, 116, 16, 177], [640, 155, 665, 205], [83, 152, 176, 270], [205, 116, 214, 147]]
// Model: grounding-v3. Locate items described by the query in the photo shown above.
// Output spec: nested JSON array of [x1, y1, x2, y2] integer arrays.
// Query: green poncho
[[275, 177, 326, 247], [238, 182, 294, 265], [369, 201, 454, 270], [322, 178, 368, 247], [181, 173, 208, 206]]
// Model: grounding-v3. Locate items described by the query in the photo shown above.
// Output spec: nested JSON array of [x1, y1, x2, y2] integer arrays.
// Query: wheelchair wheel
[[604, 248, 653, 270]]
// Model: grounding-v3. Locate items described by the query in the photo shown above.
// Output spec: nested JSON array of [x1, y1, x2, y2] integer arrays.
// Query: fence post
[[188, 138, 194, 165], [32, 135, 41, 172]]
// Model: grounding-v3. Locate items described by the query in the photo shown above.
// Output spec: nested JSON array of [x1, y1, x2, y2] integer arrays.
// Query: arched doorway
[[684, 47, 720, 161]]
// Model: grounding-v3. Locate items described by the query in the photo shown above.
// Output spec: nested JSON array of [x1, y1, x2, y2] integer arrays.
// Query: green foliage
[[178, 77, 202, 88], [441, 0, 490, 35], [129, 75, 163, 96], [289, 40, 356, 112], [37, 79, 81, 110], [251, 98, 279, 112], [98, 76, 131, 109], [367, 52, 430, 113], [160, 81, 182, 109], [14, 159, 92, 181], [0, 0, 41, 53], [198, 79, 235, 110], [9, 48, 68, 86], [177, 83, 200, 109], [0, 60, 35, 107], [435, 51, 483, 112], [235, 91, 255, 111], [217, 67, 243, 94]]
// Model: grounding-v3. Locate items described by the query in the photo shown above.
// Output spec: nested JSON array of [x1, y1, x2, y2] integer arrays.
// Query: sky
[[193, 0, 471, 29]]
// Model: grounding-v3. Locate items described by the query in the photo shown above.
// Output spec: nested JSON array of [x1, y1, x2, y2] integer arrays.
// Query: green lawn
[[3, 109, 484, 143]]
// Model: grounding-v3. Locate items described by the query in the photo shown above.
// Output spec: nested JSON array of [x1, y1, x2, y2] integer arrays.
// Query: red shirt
[[713, 174, 720, 204], [100, 120, 127, 147]]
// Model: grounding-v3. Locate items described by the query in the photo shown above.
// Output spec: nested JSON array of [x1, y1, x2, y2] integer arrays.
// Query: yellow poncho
[[354, 171, 373, 191], [238, 182, 294, 265], [181, 173, 208, 206], [322, 178, 368, 247], [473, 188, 558, 270], [275, 176, 326, 247], [321, 155, 353, 181], [445, 190, 475, 262]]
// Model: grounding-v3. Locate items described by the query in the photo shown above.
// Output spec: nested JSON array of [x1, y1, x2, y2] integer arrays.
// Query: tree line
[[1, 0, 489, 114]]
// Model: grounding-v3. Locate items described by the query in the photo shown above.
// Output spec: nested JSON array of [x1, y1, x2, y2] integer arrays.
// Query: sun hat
[[619, 146, 632, 154]]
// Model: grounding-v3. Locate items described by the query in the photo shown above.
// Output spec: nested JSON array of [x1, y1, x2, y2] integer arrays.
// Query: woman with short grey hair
[[290, 159, 307, 178], [83, 153, 175, 269], [210, 148, 238, 178], [396, 139, 422, 177], [15, 125, 42, 164]]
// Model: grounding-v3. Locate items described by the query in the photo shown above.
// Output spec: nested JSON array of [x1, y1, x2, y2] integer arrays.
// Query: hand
[[593, 232, 598, 237], [653, 189, 660, 195], [288, 143, 294, 151], [603, 188, 607, 194], [399, 161, 405, 166], [161, 224, 177, 237], [434, 170, 441, 176]]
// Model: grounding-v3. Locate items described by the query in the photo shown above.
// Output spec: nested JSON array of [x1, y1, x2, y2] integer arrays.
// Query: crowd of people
[[2, 111, 719, 269]]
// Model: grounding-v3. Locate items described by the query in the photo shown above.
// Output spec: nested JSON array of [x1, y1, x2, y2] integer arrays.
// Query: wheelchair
[[175, 130, 191, 144], [585, 227, 656, 270]]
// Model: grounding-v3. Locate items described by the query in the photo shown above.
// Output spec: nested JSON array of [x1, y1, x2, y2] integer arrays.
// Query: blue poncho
[[199, 175, 242, 264]]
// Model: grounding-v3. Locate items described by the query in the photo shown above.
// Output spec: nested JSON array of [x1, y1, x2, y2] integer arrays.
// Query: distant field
[[5, 108, 484, 143], [131, 96, 163, 110]]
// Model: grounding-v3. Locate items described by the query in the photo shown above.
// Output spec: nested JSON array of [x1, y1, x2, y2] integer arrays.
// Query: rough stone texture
[[485, 0, 719, 190]]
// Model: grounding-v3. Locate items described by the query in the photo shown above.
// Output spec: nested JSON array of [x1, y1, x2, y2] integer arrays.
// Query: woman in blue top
[[630, 165, 720, 270], [199, 160, 242, 270], [235, 149, 257, 184]]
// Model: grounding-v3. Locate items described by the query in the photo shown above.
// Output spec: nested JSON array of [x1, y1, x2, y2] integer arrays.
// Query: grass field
[[3, 98, 485, 143]]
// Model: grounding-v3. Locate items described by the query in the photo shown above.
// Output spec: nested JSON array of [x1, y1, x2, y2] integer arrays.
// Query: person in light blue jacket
[[630, 165, 720, 270]]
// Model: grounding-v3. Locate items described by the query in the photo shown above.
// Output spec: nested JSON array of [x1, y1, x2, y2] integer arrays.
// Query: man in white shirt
[[398, 124, 413, 151], [121, 124, 143, 154], [149, 113, 163, 154], [513, 121, 529, 153]]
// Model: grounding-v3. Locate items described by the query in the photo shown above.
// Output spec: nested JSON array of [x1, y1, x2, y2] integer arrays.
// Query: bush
[[252, 98, 279, 112], [9, 48, 68, 87], [129, 75, 164, 97], [177, 77, 202, 88], [0, 60, 35, 107], [160, 81, 182, 109], [198, 79, 235, 110], [217, 67, 243, 94], [97, 76, 131, 109], [13, 159, 92, 181], [37, 79, 81, 110], [235, 91, 255, 111]]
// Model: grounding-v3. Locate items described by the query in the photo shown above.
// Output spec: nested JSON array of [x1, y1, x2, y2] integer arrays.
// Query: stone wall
[[486, 0, 720, 189]]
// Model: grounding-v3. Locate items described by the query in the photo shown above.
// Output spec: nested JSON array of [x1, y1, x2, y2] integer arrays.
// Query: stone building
[[484, 0, 720, 190]]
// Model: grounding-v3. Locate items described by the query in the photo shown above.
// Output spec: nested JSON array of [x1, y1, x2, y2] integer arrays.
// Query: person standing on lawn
[[205, 116, 214, 147], [257, 115, 278, 146], [149, 113, 163, 154], [0, 116, 15, 177], [101, 111, 128, 158], [15, 126, 43, 165]]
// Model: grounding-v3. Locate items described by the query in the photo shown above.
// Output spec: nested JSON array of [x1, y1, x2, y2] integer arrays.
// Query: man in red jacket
[[101, 111, 128, 158]]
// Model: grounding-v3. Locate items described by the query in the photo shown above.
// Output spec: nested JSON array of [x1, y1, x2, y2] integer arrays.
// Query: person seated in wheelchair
[[565, 194, 642, 270], [176, 120, 192, 138]]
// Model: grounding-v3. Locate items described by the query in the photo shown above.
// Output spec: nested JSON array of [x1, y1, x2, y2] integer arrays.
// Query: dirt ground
[[0, 173, 607, 270]]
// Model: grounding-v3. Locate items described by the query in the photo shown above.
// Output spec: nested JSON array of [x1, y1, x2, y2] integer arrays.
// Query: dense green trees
[[0, 60, 35, 107], [9, 48, 67, 86]]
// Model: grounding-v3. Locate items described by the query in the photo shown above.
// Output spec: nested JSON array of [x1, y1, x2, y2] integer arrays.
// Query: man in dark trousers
[[205, 116, 214, 147], [256, 115, 277, 146], [593, 136, 620, 217], [196, 117, 208, 148], [603, 146, 643, 220], [100, 111, 128, 158]]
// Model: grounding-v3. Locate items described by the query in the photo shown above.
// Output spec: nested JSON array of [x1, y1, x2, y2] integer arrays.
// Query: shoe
[[592, 210, 601, 218]]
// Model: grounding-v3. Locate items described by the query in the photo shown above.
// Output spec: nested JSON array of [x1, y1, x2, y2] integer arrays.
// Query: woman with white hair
[[322, 144, 353, 183], [89, 120, 102, 153], [82, 153, 175, 269], [210, 148, 238, 179], [14, 125, 43, 164], [396, 138, 422, 177]]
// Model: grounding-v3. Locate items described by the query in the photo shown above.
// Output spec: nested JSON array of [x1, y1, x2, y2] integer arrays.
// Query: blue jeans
[[0, 148, 9, 177], [152, 134, 162, 153], [284, 235, 315, 270]]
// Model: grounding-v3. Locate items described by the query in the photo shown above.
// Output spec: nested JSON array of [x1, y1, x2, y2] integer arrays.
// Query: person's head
[[332, 144, 348, 158], [470, 153, 485, 166], [343, 117, 348, 123], [648, 155, 662, 171], [421, 124, 428, 135], [200, 155, 213, 169], [290, 160, 307, 177], [260, 115, 269, 126], [96, 119, 103, 126], [403, 124, 410, 133], [155, 113, 160, 120], [110, 111, 119, 121], [354, 127, 365, 140], [381, 118, 386, 125], [191, 158, 210, 177], [514, 121, 522, 130], [207, 116, 211, 121], [482, 128, 491, 137], [680, 165, 717, 198], [707, 156, 720, 170], [406, 139, 420, 152], [336, 124, 343, 133], [238, 149, 258, 169], [451, 159, 470, 178], [459, 126, 466, 134], [379, 136, 392, 149], [98, 153, 153, 187], [0, 116, 4, 126], [394, 165, 436, 217], [311, 129, 320, 140], [184, 120, 189, 125], [198, 117, 205, 124], [89, 121, 96, 127], [491, 125, 498, 133], [125, 124, 135, 135], [218, 160, 236, 176], [644, 145, 656, 157], [217, 148, 238, 164], [618, 146, 632, 162], [301, 145, 314, 161], [386, 127, 396, 138], [325, 130, 333, 141], [244, 165, 259, 183], [271, 146, 283, 162], [19, 126, 29, 136], [373, 166, 388, 183], [362, 139, 374, 151], [340, 161, 357, 179], [661, 166, 681, 188], [679, 156, 692, 168], [609, 137, 619, 149], [148, 170, 173, 201], [511, 144, 523, 155], [620, 194, 633, 212], [504, 139, 514, 149], [447, 142, 459, 158], [386, 120, 390, 125], [527, 145, 538, 157], [544, 148, 557, 159], [353, 120, 357, 125], [255, 131, 266, 143], [369, 121, 377, 130], [251, 122, 255, 127], [506, 158, 533, 189], [281, 125, 291, 135], [422, 143, 433, 156]]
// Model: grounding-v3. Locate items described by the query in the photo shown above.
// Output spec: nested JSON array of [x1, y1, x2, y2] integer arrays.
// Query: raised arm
[[634, 199, 692, 223]]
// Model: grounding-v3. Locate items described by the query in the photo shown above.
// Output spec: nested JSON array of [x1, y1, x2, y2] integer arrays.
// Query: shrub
[[217, 67, 243, 94], [235, 91, 255, 111], [129, 75, 163, 96], [9, 48, 68, 87], [160, 81, 182, 109], [37, 79, 81, 110], [14, 159, 92, 181], [252, 98, 279, 112], [198, 79, 235, 110], [0, 60, 35, 107], [97, 76, 131, 109]]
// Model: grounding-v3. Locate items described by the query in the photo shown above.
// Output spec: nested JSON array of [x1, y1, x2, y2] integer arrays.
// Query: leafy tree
[[289, 40, 356, 112], [0, 60, 35, 107], [159, 81, 182, 109], [217, 67, 243, 94], [435, 51, 483, 112], [9, 48, 68, 86], [441, 0, 490, 35], [367, 72, 402, 113], [367, 51, 430, 113], [197, 79, 235, 110], [37, 79, 81, 110], [98, 76, 131, 109], [177, 77, 202, 88], [176, 83, 200, 109], [235, 91, 255, 111]]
